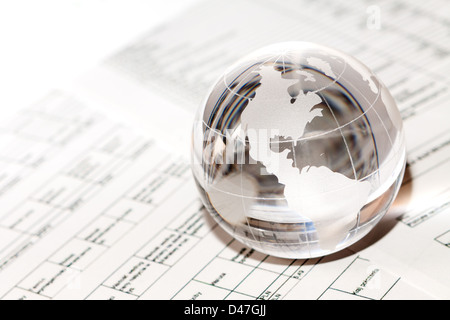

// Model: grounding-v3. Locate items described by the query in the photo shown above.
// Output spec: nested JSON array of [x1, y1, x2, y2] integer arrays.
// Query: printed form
[[0, 0, 449, 300]]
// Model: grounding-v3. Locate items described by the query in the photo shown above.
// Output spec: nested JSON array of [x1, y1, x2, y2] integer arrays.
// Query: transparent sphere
[[191, 42, 406, 259]]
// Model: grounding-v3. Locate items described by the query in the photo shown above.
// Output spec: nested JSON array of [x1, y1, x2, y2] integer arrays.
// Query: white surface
[[0, 0, 198, 114]]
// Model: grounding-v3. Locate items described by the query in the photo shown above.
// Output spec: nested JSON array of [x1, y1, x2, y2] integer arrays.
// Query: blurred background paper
[[0, 0, 198, 117], [0, 0, 449, 300]]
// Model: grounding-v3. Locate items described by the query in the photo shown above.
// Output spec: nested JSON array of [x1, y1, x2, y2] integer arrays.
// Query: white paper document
[[0, 0, 449, 300]]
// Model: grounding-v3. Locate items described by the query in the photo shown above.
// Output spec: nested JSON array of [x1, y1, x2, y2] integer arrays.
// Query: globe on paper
[[191, 42, 406, 259]]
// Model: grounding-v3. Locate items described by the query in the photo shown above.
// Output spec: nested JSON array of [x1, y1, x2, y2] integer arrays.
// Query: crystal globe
[[191, 42, 406, 259]]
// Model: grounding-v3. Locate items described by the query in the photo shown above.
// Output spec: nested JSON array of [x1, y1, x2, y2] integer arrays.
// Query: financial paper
[[0, 0, 449, 300]]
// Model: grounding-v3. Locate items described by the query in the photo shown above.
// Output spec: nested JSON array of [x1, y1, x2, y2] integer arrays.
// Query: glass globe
[[191, 42, 406, 259]]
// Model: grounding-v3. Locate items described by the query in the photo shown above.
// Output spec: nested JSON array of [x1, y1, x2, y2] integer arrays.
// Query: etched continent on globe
[[240, 64, 371, 250]]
